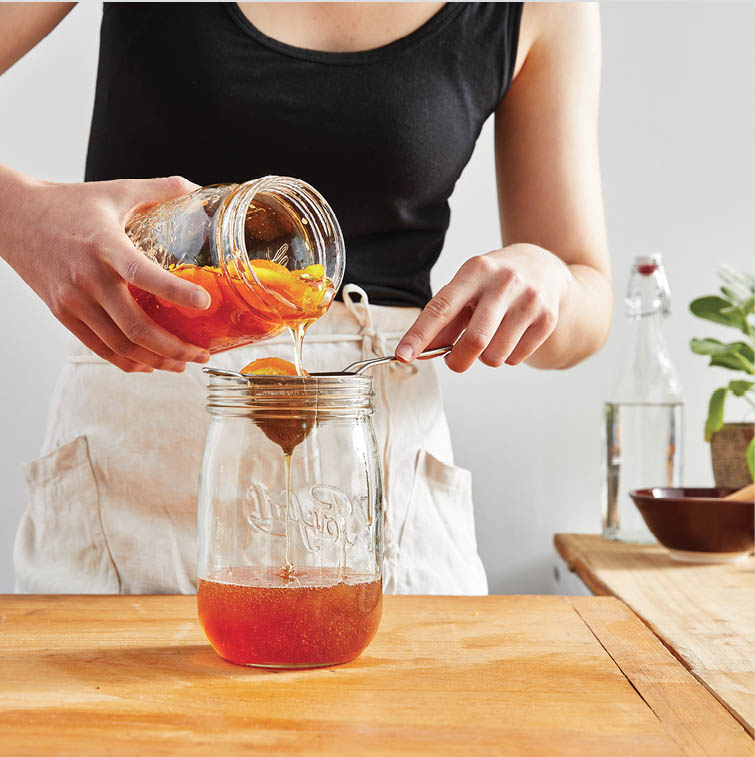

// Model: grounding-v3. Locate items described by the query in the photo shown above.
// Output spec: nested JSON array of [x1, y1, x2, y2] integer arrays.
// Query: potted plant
[[690, 265, 754, 488]]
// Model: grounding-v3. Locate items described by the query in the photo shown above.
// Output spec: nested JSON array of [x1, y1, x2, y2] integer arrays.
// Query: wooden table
[[554, 533, 755, 740], [1, 594, 751, 755]]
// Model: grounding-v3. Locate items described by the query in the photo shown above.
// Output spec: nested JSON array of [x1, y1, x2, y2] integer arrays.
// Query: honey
[[130, 260, 334, 353], [197, 567, 383, 667]]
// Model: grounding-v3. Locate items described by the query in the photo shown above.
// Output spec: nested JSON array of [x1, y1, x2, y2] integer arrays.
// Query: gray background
[[1, 2, 753, 593]]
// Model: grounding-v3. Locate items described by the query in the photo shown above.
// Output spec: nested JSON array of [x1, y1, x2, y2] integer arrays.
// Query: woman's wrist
[[527, 260, 612, 369], [0, 165, 40, 267]]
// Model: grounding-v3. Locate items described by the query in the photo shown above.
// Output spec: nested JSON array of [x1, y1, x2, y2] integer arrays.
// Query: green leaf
[[719, 265, 755, 297], [728, 380, 754, 396], [690, 338, 729, 356], [738, 296, 755, 316], [747, 437, 754, 480], [738, 341, 755, 362], [705, 387, 727, 442], [690, 296, 748, 332], [691, 339, 755, 373], [709, 353, 755, 374], [720, 286, 741, 304]]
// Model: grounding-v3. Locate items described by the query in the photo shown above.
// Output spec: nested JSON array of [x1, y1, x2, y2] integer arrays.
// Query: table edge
[[554, 533, 755, 739]]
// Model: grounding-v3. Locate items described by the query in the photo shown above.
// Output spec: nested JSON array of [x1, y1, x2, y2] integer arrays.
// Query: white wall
[[1, 3, 753, 593]]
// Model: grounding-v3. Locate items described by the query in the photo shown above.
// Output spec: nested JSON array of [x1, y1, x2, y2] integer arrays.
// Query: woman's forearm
[[0, 164, 37, 267], [493, 4, 611, 372], [0, 2, 75, 74], [526, 262, 612, 370]]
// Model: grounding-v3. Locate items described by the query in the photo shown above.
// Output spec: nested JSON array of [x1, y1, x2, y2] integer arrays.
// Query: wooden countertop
[[1, 594, 751, 755], [554, 533, 755, 738]]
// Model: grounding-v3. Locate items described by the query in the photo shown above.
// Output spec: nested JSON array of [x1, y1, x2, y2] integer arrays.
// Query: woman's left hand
[[395, 3, 612, 373], [396, 243, 572, 372]]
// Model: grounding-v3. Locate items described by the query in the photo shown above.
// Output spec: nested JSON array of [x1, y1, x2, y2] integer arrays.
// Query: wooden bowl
[[629, 487, 754, 563]]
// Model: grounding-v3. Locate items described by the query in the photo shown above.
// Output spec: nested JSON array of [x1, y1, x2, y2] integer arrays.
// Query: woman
[[1, 2, 611, 595]]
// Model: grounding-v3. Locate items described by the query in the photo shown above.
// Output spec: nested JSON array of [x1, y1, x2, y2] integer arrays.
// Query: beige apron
[[14, 286, 487, 596]]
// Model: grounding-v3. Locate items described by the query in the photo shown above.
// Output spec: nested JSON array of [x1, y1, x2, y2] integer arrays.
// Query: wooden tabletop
[[554, 533, 755, 738], [1, 594, 751, 755]]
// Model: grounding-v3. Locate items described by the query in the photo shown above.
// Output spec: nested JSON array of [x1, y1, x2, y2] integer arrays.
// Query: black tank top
[[86, 2, 523, 308]]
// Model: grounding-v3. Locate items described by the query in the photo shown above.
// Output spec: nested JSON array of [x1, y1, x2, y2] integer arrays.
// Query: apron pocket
[[393, 449, 488, 595], [14, 435, 120, 594]]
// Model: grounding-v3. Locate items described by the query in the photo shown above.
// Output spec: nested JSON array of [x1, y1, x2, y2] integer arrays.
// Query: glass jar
[[197, 371, 383, 668], [125, 176, 345, 353]]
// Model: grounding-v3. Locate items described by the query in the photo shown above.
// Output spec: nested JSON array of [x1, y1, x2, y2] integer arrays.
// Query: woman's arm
[[1, 5, 212, 372], [397, 3, 611, 372], [495, 2, 611, 369], [0, 2, 75, 73]]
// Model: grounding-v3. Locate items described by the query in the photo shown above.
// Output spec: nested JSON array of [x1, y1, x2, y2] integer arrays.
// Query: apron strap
[[341, 284, 415, 575], [342, 283, 387, 362]]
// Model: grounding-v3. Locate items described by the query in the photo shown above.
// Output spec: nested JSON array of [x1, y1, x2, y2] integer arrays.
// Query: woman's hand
[[396, 244, 572, 372], [397, 4, 614, 374], [0, 167, 212, 373]]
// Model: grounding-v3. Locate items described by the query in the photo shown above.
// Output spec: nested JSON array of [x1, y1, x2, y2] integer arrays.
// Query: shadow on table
[[595, 550, 754, 571], [6, 643, 316, 686]]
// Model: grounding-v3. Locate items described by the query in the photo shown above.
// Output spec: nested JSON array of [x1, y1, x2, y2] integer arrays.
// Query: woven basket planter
[[710, 423, 754, 489]]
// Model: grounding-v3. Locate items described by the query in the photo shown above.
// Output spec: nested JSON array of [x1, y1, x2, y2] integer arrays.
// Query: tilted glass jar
[[125, 176, 345, 353], [197, 371, 383, 668]]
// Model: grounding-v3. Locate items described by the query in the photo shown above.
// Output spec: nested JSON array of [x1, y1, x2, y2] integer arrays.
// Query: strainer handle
[[344, 345, 454, 375]]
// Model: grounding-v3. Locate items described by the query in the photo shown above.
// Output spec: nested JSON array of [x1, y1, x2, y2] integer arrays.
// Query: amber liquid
[[130, 261, 333, 353], [197, 567, 382, 667]]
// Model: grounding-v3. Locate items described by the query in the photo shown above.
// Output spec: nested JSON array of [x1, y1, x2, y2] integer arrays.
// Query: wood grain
[[0, 594, 712, 756], [573, 597, 753, 756], [555, 533, 755, 736]]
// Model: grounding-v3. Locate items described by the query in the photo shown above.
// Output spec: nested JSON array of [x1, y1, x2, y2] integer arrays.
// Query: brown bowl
[[629, 487, 754, 563]]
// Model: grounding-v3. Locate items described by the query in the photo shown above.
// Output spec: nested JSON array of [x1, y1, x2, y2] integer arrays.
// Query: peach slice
[[156, 265, 222, 319], [240, 357, 304, 376]]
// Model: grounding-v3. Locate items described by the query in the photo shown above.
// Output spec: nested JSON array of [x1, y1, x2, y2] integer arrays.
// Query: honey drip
[[290, 322, 307, 377], [241, 331, 314, 580], [278, 323, 309, 580], [280, 452, 296, 581]]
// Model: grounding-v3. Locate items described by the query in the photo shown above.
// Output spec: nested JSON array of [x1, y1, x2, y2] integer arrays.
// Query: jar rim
[[220, 176, 345, 299], [205, 372, 374, 416]]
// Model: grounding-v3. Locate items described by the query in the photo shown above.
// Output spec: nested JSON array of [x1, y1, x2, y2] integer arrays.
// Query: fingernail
[[193, 289, 211, 309], [193, 351, 210, 364], [396, 344, 414, 362]]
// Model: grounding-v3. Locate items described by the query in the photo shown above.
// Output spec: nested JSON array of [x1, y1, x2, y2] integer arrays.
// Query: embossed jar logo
[[244, 482, 372, 554]]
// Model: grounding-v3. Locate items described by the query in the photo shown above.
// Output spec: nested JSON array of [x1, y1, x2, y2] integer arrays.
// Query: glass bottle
[[197, 370, 383, 668], [125, 176, 345, 356], [602, 254, 684, 541]]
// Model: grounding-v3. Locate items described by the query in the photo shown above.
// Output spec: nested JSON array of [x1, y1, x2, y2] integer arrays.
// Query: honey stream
[[290, 323, 307, 378], [279, 323, 308, 581], [281, 452, 295, 580]]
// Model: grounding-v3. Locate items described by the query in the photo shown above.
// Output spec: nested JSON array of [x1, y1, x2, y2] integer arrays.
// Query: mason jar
[[197, 371, 383, 668], [125, 176, 345, 352]]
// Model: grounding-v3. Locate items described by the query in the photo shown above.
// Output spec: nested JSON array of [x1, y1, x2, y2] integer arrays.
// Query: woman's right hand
[[0, 167, 213, 373]]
